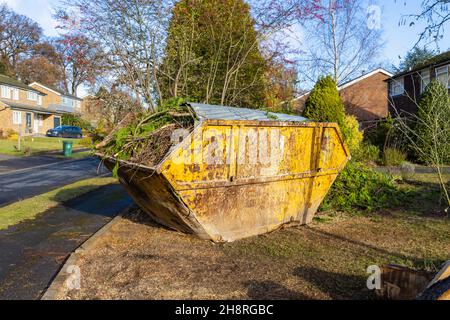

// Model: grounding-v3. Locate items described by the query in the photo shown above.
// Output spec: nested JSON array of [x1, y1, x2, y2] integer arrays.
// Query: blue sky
[[2, 0, 450, 69]]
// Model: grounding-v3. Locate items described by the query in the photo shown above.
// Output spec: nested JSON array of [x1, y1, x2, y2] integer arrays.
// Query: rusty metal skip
[[100, 103, 351, 242]]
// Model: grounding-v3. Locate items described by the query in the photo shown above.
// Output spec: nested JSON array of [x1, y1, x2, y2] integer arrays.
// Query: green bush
[[365, 115, 394, 149], [79, 137, 94, 148], [352, 143, 380, 163], [302, 75, 345, 126], [62, 114, 92, 131], [382, 148, 407, 166], [321, 161, 400, 212], [415, 80, 450, 164], [341, 114, 363, 153]]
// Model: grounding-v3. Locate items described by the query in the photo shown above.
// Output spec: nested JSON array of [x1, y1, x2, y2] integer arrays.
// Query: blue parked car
[[46, 126, 83, 139]]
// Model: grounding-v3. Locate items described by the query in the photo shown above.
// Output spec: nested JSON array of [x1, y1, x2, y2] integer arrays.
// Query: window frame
[[390, 77, 404, 97], [420, 69, 431, 93], [27, 90, 38, 101], [12, 111, 22, 125], [1, 85, 11, 99], [435, 65, 450, 88], [12, 88, 19, 100]]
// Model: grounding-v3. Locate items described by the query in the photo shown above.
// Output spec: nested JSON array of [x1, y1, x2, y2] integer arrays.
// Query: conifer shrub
[[415, 80, 450, 164], [302, 75, 345, 126]]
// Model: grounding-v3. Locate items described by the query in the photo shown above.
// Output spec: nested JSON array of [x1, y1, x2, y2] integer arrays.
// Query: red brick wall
[[340, 72, 390, 121], [293, 72, 391, 122]]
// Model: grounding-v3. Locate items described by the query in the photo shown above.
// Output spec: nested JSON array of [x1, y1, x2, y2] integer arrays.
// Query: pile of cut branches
[[96, 99, 196, 176]]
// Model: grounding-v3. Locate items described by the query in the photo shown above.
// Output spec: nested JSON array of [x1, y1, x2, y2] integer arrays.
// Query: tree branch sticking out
[[402, 0, 450, 48]]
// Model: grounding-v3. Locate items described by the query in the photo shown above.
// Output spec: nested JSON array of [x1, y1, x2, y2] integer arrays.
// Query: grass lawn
[[55, 171, 450, 300], [0, 176, 117, 230], [0, 136, 86, 156]]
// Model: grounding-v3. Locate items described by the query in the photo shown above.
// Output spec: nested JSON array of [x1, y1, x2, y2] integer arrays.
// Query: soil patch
[[56, 208, 450, 300]]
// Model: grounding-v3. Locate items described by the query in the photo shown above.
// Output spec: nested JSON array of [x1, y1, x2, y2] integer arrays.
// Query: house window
[[420, 70, 430, 93], [12, 111, 22, 125], [27, 91, 38, 101], [12, 88, 19, 100], [390, 77, 404, 96], [435, 65, 449, 88], [1, 85, 11, 99]]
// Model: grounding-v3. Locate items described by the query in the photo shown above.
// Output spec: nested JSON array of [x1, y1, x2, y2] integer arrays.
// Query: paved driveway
[[0, 157, 109, 207], [0, 184, 133, 300]]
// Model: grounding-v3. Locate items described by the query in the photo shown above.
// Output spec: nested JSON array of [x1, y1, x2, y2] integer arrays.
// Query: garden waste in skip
[[97, 102, 350, 242]]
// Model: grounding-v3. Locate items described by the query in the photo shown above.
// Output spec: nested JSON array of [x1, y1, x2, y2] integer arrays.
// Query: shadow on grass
[[50, 183, 132, 217], [292, 266, 373, 300], [303, 226, 445, 272]]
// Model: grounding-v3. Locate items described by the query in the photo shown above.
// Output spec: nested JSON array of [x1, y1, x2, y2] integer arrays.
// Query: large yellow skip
[[101, 103, 350, 242]]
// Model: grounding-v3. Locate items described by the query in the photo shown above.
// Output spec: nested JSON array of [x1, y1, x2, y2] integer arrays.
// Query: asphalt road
[[0, 157, 109, 207], [0, 154, 64, 174], [0, 184, 133, 300]]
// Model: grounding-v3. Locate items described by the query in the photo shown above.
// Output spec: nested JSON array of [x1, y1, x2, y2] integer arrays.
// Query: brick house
[[388, 51, 450, 115], [293, 68, 393, 125], [29, 82, 82, 115], [0, 75, 63, 136]]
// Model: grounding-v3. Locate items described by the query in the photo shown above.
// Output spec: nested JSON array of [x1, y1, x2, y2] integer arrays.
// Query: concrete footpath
[[0, 184, 133, 300]]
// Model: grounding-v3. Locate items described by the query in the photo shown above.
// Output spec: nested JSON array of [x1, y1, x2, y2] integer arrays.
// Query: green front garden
[[0, 136, 88, 157]]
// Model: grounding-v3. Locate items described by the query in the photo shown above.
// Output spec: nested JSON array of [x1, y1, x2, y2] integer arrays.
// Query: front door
[[26, 113, 32, 132], [33, 114, 39, 134], [54, 116, 61, 128]]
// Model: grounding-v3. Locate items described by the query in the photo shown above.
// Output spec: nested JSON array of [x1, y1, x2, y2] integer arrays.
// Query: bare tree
[[297, 0, 384, 85], [52, 34, 107, 95], [55, 0, 173, 111], [0, 4, 42, 69], [403, 0, 450, 47]]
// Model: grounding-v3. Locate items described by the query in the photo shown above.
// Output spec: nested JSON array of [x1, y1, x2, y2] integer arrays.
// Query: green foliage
[[352, 143, 380, 163], [341, 114, 363, 153], [415, 80, 450, 164], [161, 0, 267, 108], [157, 97, 187, 113], [79, 137, 93, 148], [100, 98, 194, 178], [382, 148, 407, 166], [398, 47, 436, 72], [321, 161, 400, 212], [62, 114, 92, 131], [302, 75, 345, 126], [365, 115, 394, 149]]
